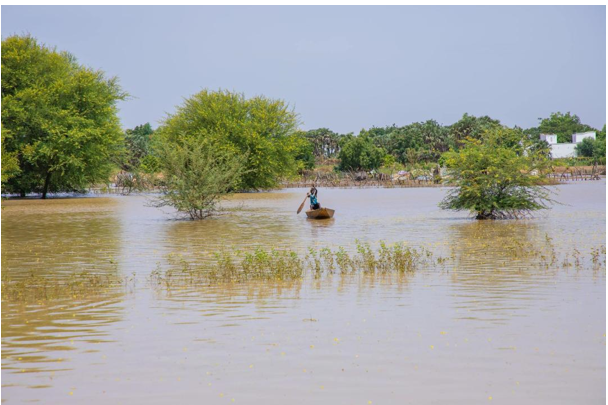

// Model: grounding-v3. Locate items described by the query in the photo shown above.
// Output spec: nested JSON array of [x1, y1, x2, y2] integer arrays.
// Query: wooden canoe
[[305, 207, 335, 219]]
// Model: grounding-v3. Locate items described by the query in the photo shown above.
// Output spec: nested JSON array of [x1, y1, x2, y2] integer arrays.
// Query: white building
[[540, 131, 596, 159], [572, 131, 596, 143]]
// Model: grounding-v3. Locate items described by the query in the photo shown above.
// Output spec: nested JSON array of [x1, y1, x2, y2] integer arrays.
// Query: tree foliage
[[156, 89, 301, 190], [440, 128, 553, 220], [338, 135, 385, 171], [293, 131, 315, 171], [304, 128, 342, 159], [448, 113, 502, 145], [2, 35, 127, 198], [1, 124, 21, 190], [152, 138, 246, 220], [124, 123, 154, 169], [575, 136, 606, 162], [385, 120, 451, 163], [537, 112, 596, 143]]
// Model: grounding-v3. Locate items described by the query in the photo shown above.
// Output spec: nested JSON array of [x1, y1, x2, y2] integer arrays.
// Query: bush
[[152, 138, 246, 220], [440, 128, 554, 220]]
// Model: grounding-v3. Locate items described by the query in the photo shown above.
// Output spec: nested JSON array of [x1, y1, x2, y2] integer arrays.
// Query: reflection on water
[[2, 198, 123, 279], [1, 181, 605, 404]]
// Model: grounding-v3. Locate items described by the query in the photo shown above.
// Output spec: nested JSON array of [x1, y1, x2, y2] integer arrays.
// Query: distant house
[[540, 131, 596, 159]]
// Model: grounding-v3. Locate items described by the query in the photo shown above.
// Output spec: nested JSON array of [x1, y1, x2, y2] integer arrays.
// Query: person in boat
[[307, 186, 320, 210]]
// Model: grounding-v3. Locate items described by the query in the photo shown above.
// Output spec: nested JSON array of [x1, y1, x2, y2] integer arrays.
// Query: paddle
[[296, 194, 309, 214]]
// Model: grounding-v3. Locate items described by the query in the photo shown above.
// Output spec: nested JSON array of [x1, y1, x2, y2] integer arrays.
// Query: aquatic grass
[[150, 241, 432, 288], [1, 270, 131, 302]]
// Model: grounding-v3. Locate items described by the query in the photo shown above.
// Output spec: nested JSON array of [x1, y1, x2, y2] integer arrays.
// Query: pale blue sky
[[2, 6, 606, 133]]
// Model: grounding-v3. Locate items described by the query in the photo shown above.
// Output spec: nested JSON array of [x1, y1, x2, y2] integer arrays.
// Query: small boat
[[305, 207, 335, 219]]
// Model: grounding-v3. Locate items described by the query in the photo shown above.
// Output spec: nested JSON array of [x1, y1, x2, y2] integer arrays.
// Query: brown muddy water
[[2, 181, 606, 404]]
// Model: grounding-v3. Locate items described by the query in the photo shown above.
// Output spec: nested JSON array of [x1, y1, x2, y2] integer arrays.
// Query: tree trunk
[[42, 171, 52, 199]]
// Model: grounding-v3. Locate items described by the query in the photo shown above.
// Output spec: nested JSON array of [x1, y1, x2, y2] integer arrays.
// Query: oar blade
[[297, 201, 305, 214]]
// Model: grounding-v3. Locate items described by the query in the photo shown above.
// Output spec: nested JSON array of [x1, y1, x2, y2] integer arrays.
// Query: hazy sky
[[2, 6, 606, 133]]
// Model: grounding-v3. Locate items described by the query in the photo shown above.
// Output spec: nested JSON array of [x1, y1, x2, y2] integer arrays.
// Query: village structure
[[540, 131, 596, 158]]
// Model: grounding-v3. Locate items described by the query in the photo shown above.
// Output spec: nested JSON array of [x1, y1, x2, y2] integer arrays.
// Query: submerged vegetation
[[1, 270, 132, 302], [440, 128, 555, 219], [2, 238, 604, 302], [150, 242, 431, 286], [148, 240, 606, 289], [150, 137, 247, 219]]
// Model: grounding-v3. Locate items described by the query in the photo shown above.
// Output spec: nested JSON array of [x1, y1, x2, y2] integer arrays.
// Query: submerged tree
[[152, 138, 246, 220], [439, 128, 553, 220], [2, 35, 127, 198]]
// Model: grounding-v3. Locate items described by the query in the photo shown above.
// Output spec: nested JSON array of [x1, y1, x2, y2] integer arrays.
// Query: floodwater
[[2, 181, 606, 404]]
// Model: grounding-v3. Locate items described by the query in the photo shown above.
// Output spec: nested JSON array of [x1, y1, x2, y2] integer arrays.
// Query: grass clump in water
[[212, 248, 304, 282], [151, 241, 429, 287], [1, 270, 130, 302]]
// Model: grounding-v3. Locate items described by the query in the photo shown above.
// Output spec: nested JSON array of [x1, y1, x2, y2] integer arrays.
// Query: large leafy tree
[[304, 128, 342, 159], [440, 127, 553, 220], [156, 89, 301, 190], [338, 134, 385, 171], [2, 35, 127, 198], [448, 113, 502, 145], [537, 112, 596, 143], [386, 120, 451, 163]]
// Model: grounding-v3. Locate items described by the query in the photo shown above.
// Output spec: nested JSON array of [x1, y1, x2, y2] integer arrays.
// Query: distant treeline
[[299, 113, 606, 172]]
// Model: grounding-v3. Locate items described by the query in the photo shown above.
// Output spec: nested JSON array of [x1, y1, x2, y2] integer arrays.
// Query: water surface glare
[[2, 182, 606, 404]]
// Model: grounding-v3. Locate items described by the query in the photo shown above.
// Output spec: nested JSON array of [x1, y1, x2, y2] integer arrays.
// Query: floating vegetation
[[1, 270, 133, 302]]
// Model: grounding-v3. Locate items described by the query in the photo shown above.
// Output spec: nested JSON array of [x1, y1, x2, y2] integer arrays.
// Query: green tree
[[575, 136, 606, 162], [156, 89, 301, 190], [1, 124, 21, 191], [538, 112, 596, 143], [124, 123, 154, 169], [304, 128, 342, 159], [598, 124, 606, 142], [440, 127, 553, 220], [293, 132, 315, 171], [575, 137, 596, 158], [364, 125, 395, 152], [338, 135, 385, 171], [152, 138, 246, 220], [2, 35, 126, 198], [449, 113, 502, 145], [386, 120, 451, 163]]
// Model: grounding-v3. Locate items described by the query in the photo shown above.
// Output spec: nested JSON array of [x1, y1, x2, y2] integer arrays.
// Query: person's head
[[310, 186, 317, 196]]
